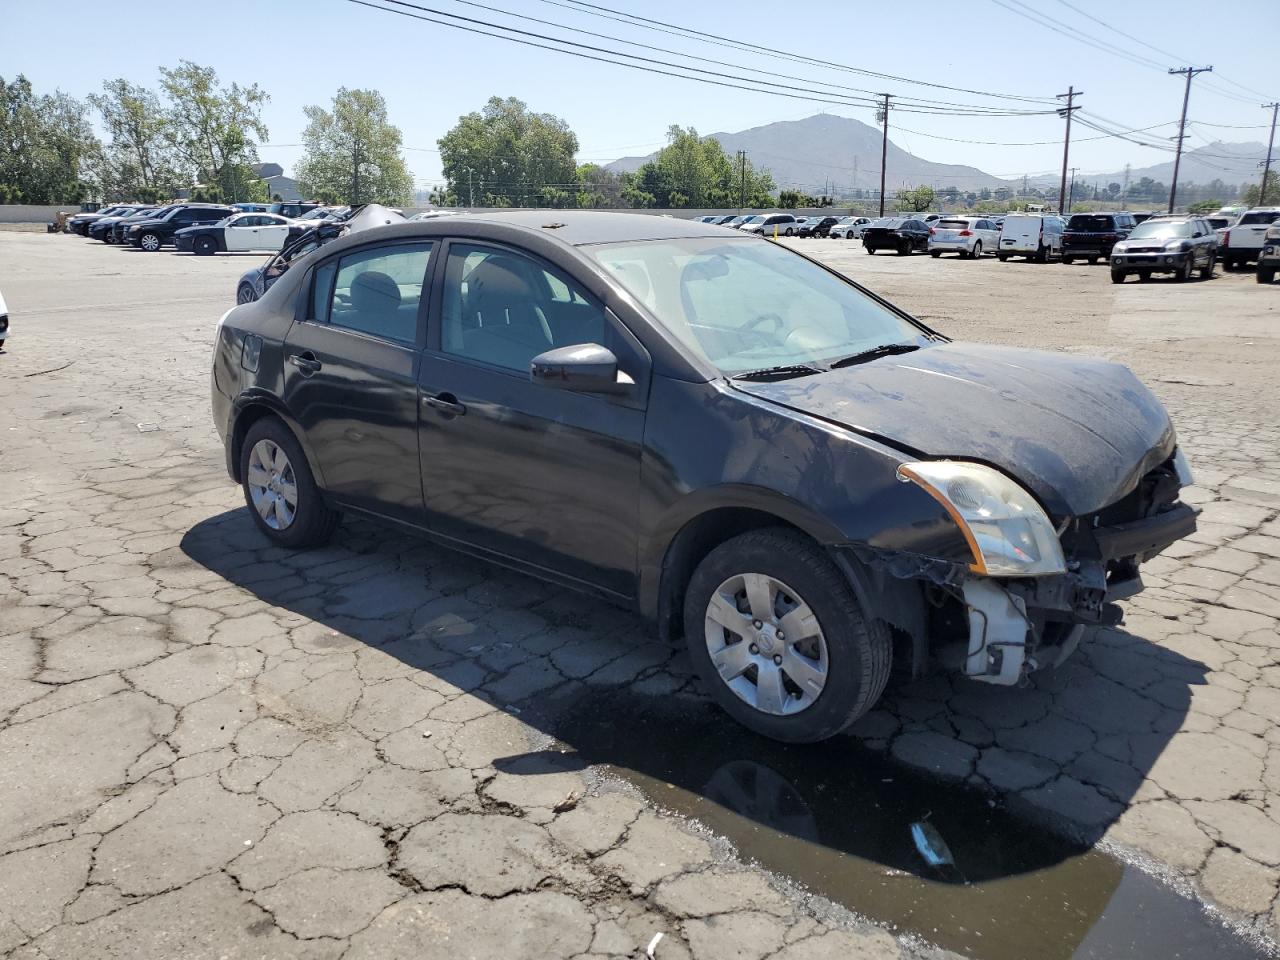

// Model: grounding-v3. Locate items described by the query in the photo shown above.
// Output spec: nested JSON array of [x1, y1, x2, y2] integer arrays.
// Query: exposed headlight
[[896, 461, 1066, 577], [1172, 448, 1194, 487]]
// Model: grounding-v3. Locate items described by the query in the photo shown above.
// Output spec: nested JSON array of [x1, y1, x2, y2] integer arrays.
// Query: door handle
[[288, 353, 322, 375], [422, 392, 466, 417]]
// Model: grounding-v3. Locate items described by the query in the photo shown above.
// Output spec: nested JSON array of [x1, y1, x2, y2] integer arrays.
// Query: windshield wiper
[[730, 363, 824, 382], [828, 342, 920, 369]]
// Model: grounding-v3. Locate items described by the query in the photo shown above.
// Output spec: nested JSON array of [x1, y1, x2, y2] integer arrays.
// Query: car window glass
[[441, 244, 607, 373], [320, 242, 433, 344], [590, 237, 919, 375], [1240, 211, 1280, 226]]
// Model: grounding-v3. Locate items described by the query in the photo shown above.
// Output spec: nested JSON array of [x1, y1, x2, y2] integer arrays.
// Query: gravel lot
[[1, 230, 1279, 959]]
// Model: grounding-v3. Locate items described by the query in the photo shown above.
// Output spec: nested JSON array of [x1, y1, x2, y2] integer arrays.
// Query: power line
[[539, 0, 1059, 105], [350, 0, 1055, 116]]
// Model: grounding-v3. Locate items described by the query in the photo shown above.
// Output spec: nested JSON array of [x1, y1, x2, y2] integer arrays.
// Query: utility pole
[[1068, 167, 1078, 211], [467, 169, 473, 208], [738, 150, 746, 210], [1121, 164, 1131, 210], [1056, 85, 1081, 215], [1168, 66, 1213, 213], [877, 94, 891, 218], [1261, 102, 1279, 205]]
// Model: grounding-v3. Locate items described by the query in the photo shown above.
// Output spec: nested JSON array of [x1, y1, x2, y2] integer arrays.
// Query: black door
[[281, 240, 435, 524], [416, 241, 649, 598]]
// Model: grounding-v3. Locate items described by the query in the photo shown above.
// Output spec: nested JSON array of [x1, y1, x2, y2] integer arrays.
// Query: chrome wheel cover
[[237, 285, 257, 304], [140, 234, 160, 251], [704, 572, 828, 716], [247, 439, 298, 530]]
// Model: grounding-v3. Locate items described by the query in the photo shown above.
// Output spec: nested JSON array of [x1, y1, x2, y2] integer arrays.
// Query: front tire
[[1259, 268, 1276, 284], [683, 528, 891, 743], [1111, 269, 1126, 284], [1200, 257, 1214, 280], [138, 232, 161, 252], [194, 236, 217, 256], [237, 283, 258, 304], [240, 418, 339, 549], [972, 241, 982, 259], [1176, 258, 1194, 282], [930, 250, 942, 258]]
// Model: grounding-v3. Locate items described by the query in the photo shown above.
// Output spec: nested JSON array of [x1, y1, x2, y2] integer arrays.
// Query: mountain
[[1089, 140, 1268, 188], [605, 114, 1013, 193]]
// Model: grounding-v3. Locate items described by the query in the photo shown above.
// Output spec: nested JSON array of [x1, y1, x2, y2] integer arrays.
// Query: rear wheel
[[240, 418, 338, 549], [1034, 244, 1048, 264], [930, 250, 942, 258], [997, 253, 1009, 262], [864, 245, 875, 254], [784, 227, 794, 236], [1088, 256, 1099, 265], [1224, 258, 1236, 271], [1062, 256, 1074, 265], [972, 241, 983, 259], [897, 241, 910, 256], [1138, 271, 1152, 282], [683, 528, 892, 743], [1200, 257, 1214, 280]]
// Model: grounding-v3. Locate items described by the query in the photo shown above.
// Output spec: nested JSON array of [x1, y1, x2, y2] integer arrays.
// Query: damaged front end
[[847, 450, 1198, 686]]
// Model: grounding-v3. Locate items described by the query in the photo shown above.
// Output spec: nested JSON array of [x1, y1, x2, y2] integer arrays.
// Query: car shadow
[[180, 507, 1205, 948]]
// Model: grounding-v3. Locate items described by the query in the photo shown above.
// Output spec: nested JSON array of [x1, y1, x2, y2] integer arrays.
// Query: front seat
[[456, 257, 553, 368]]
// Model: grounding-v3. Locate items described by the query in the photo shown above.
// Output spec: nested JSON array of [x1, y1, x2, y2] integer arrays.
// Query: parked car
[[1221, 208, 1280, 270], [740, 213, 798, 236], [798, 215, 840, 238], [174, 212, 298, 256], [733, 215, 765, 231], [1109, 216, 1217, 283], [927, 216, 1000, 259], [827, 217, 872, 239], [1130, 211, 1158, 224], [231, 203, 271, 213], [862, 217, 930, 255], [713, 215, 740, 225], [1061, 212, 1136, 264], [66, 205, 135, 236], [0, 286, 8, 350], [997, 214, 1064, 262], [109, 205, 176, 244], [211, 210, 1196, 742], [125, 204, 237, 251], [268, 201, 322, 219], [234, 204, 406, 304], [1256, 223, 1280, 284], [88, 206, 158, 243]]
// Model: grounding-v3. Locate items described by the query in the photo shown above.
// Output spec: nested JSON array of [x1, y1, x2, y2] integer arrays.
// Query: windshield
[[739, 216, 763, 224], [1128, 221, 1193, 239], [587, 237, 922, 375], [1240, 211, 1280, 226], [1067, 215, 1115, 231]]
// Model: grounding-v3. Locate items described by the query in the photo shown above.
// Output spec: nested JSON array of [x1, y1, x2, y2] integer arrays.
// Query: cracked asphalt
[[2, 230, 1279, 959]]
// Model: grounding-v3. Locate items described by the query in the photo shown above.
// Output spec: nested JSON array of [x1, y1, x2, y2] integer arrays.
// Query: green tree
[[295, 88, 413, 205], [87, 79, 182, 200], [896, 185, 936, 212], [438, 96, 578, 207], [574, 163, 624, 208], [1241, 179, 1280, 206], [157, 61, 268, 202], [0, 74, 97, 202], [1187, 199, 1223, 214], [624, 126, 773, 208]]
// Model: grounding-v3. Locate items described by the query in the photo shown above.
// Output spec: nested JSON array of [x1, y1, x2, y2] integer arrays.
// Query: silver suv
[[1109, 216, 1218, 283]]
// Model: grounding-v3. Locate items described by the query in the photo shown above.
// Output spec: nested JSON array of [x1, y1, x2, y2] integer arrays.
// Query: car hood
[[730, 341, 1175, 517]]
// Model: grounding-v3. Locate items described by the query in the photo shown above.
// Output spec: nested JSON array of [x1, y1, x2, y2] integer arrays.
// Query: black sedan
[[862, 217, 931, 255], [798, 215, 840, 238], [211, 212, 1196, 742]]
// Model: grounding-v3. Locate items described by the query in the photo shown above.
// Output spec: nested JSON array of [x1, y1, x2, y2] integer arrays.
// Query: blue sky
[[2, 0, 1275, 189]]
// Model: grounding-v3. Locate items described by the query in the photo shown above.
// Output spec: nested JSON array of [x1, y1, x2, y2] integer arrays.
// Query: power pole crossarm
[[1168, 66, 1212, 213], [1261, 102, 1279, 206], [1056, 86, 1081, 214]]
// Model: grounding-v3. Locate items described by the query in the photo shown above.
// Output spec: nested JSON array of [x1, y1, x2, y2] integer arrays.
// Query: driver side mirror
[[530, 343, 633, 394]]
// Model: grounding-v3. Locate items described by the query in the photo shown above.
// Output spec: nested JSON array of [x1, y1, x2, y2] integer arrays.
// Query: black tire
[[239, 417, 339, 549], [104, 233, 115, 245], [930, 250, 942, 258], [864, 246, 875, 254], [897, 241, 910, 256], [1176, 258, 1193, 282], [972, 241, 982, 259], [194, 235, 217, 256], [784, 228, 794, 236], [1138, 271, 1152, 282], [1062, 256, 1074, 265], [1259, 268, 1276, 284], [237, 283, 258, 304], [138, 232, 161, 252], [1088, 256, 1099, 265], [1034, 245, 1048, 264], [997, 253, 1009, 262], [1224, 258, 1236, 271], [1111, 269, 1126, 284], [1200, 258, 1214, 280], [682, 528, 892, 743]]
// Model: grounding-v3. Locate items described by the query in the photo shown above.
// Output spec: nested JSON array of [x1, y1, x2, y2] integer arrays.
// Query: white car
[[739, 213, 798, 236], [175, 212, 298, 256], [998, 214, 1065, 262], [827, 216, 872, 239], [1221, 208, 1280, 270], [928, 216, 1001, 259]]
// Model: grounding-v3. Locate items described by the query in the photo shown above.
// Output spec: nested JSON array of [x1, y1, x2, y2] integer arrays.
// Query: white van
[[998, 214, 1064, 262]]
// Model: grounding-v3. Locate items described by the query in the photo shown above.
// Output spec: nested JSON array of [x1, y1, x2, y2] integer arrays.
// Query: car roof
[[437, 210, 739, 245]]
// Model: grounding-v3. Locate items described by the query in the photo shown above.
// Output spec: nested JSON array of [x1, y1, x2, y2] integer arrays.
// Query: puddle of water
[[531, 690, 1268, 960]]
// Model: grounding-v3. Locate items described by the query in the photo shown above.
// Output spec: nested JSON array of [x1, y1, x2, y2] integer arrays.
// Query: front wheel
[[784, 228, 794, 236], [1259, 268, 1276, 284], [930, 250, 942, 258], [864, 245, 875, 254], [997, 253, 1009, 262], [1111, 269, 1126, 284], [237, 283, 258, 304], [1062, 256, 1075, 265], [194, 236, 217, 256], [1088, 256, 1099, 265], [138, 232, 161, 252], [1200, 258, 1214, 280], [240, 417, 339, 549], [683, 528, 891, 743], [1176, 258, 1194, 282], [972, 241, 982, 259]]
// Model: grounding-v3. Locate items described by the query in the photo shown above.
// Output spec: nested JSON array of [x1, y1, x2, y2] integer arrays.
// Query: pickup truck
[[1257, 224, 1280, 284], [1221, 208, 1280, 270]]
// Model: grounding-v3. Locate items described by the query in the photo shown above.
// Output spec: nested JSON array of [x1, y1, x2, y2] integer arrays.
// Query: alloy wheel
[[703, 572, 828, 716], [140, 234, 160, 252], [246, 439, 298, 530], [237, 284, 258, 304]]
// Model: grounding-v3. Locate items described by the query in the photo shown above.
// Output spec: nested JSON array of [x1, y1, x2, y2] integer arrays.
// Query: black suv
[[798, 215, 840, 238], [125, 204, 236, 251], [861, 218, 930, 255], [1062, 212, 1136, 264]]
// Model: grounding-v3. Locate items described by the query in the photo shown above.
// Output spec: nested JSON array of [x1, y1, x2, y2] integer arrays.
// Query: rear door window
[[314, 242, 434, 344]]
